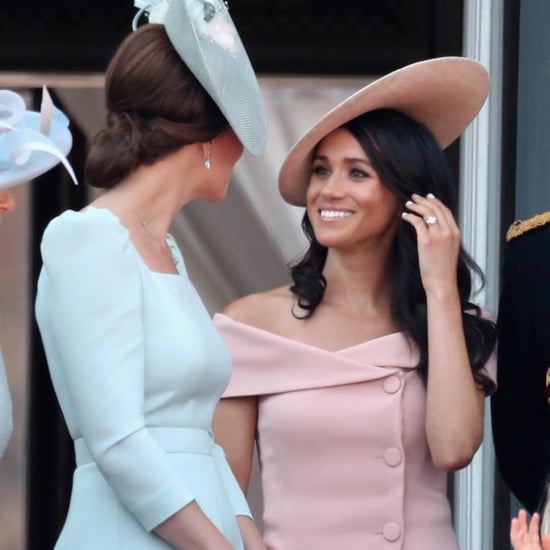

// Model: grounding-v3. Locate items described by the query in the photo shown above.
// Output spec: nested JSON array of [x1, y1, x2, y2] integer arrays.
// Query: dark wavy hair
[[290, 108, 496, 392], [85, 24, 228, 189]]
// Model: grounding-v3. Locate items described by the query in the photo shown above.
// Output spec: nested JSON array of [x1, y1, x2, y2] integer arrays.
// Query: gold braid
[[506, 212, 550, 242]]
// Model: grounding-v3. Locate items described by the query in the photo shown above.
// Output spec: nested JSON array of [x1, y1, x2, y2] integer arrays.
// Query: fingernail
[[401, 212, 408, 217], [405, 200, 413, 206], [427, 193, 436, 199]]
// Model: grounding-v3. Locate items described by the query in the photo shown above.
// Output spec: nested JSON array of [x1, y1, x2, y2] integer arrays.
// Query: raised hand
[[401, 193, 461, 296]]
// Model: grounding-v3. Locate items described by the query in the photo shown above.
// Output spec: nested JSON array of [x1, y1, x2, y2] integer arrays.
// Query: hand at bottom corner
[[511, 510, 550, 550]]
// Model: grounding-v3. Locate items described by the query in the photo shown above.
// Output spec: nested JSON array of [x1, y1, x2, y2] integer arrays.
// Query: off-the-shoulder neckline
[[214, 312, 407, 354]]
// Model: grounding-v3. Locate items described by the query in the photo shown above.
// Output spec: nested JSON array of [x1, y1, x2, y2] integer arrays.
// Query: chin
[[205, 189, 229, 203], [209, 196, 227, 204], [314, 233, 347, 248], [313, 224, 349, 241]]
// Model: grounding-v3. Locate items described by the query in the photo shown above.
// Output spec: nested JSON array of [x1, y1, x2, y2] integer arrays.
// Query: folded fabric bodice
[[216, 313, 419, 397]]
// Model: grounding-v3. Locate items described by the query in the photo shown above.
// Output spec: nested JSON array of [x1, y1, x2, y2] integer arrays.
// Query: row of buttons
[[383, 373, 403, 542]]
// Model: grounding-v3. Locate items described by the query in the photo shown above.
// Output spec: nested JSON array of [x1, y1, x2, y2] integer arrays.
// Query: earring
[[204, 143, 212, 170]]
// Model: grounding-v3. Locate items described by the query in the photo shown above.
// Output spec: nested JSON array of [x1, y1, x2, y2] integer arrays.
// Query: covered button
[[383, 522, 401, 542], [384, 447, 402, 467], [383, 375, 401, 394]]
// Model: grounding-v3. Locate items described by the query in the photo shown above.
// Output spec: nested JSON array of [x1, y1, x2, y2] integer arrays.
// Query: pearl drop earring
[[204, 144, 212, 170]]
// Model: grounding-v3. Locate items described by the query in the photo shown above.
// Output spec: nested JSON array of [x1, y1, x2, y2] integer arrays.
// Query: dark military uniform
[[492, 213, 550, 513]]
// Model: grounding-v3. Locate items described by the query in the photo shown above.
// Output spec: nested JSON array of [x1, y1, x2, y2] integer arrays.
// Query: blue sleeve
[[35, 209, 195, 530], [0, 349, 13, 458]]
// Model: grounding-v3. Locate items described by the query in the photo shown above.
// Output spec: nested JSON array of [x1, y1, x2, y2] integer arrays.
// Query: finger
[[405, 194, 451, 229], [518, 509, 529, 527], [510, 518, 519, 545], [511, 510, 529, 545], [401, 211, 429, 238], [415, 195, 462, 241], [511, 517, 524, 546], [404, 195, 435, 217], [409, 193, 455, 223], [404, 203, 441, 231], [529, 513, 541, 541], [424, 194, 456, 227]]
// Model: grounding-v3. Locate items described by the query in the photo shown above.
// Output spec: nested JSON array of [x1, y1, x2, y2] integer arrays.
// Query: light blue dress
[[35, 207, 249, 549], [0, 349, 13, 457]]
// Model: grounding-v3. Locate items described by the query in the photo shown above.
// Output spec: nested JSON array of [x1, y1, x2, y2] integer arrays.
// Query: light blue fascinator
[[0, 87, 77, 190], [133, 0, 267, 156]]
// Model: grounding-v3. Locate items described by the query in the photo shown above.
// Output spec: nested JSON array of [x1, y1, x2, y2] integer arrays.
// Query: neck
[[322, 246, 394, 310], [91, 152, 195, 236]]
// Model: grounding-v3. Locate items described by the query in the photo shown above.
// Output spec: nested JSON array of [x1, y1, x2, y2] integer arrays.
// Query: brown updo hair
[[85, 24, 228, 188]]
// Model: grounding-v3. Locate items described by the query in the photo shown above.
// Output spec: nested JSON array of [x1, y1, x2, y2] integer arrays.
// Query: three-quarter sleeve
[[35, 209, 195, 530], [0, 350, 13, 458]]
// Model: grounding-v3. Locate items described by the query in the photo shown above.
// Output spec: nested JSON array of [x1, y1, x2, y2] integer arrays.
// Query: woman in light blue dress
[[0, 183, 15, 455], [34, 2, 267, 548]]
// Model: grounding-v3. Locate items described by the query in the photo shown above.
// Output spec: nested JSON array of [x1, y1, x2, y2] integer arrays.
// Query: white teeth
[[320, 210, 353, 219]]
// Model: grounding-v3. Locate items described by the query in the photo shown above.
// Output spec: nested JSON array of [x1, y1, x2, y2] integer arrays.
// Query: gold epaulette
[[506, 212, 550, 242]]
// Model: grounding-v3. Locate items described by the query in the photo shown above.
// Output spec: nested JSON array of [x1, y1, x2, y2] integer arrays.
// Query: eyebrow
[[314, 154, 372, 167]]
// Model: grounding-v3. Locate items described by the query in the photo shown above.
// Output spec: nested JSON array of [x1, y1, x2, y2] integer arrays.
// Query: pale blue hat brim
[[0, 92, 74, 190]]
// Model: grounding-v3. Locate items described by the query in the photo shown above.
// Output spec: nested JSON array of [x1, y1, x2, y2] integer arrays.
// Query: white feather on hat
[[0, 87, 77, 190]]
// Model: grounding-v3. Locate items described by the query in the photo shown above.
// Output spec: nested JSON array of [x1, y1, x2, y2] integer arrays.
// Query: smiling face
[[0, 190, 16, 224], [306, 127, 402, 252]]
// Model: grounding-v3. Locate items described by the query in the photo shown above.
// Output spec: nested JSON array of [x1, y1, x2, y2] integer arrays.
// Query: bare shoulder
[[222, 285, 295, 332]]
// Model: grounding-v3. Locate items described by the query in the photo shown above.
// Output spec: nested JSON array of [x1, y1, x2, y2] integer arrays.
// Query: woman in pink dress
[[212, 57, 497, 550]]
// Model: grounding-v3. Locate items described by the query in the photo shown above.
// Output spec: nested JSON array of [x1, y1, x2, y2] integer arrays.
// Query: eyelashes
[[311, 165, 371, 179]]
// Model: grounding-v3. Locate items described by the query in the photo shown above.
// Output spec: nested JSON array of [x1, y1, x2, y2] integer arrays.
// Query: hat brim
[[164, 0, 267, 156], [278, 57, 490, 206], [0, 111, 73, 190]]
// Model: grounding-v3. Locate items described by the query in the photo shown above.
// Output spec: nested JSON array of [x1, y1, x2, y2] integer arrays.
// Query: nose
[[319, 174, 345, 198], [0, 190, 16, 221]]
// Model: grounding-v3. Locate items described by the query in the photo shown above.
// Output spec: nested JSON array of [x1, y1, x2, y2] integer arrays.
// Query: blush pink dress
[[215, 313, 496, 550]]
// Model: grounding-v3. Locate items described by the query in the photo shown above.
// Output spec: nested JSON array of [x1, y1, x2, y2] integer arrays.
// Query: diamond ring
[[425, 215, 438, 225]]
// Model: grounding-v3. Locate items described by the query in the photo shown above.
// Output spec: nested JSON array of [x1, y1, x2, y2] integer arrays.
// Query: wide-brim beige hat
[[278, 56, 490, 206]]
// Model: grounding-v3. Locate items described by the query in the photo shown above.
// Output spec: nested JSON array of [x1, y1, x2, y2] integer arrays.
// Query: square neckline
[[82, 206, 185, 278]]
